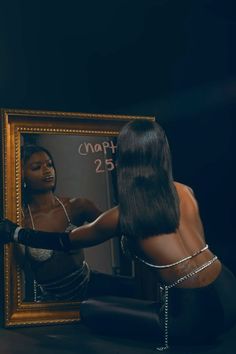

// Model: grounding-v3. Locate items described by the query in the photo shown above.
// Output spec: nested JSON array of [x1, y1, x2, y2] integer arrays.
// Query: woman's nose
[[43, 165, 52, 173]]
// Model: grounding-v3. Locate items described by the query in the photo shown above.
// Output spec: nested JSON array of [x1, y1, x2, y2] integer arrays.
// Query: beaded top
[[26, 196, 77, 262]]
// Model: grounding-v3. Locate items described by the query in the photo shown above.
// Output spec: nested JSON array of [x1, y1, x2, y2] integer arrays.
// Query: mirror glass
[[20, 133, 132, 303]]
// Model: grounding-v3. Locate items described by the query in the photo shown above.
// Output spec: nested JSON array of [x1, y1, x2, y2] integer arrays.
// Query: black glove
[[0, 218, 72, 252], [0, 218, 18, 243]]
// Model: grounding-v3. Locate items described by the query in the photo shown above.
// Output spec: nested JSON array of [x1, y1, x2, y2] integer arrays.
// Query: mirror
[[0, 108, 154, 327]]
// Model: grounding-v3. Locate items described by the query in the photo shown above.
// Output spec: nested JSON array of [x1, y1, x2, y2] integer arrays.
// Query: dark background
[[0, 0, 236, 273]]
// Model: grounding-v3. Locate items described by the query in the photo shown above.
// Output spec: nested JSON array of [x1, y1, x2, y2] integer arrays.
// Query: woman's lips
[[42, 176, 54, 182]]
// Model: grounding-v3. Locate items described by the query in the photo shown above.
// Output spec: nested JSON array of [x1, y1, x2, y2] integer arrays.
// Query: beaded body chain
[[156, 255, 218, 351], [121, 235, 218, 350], [135, 244, 209, 269], [121, 235, 209, 269]]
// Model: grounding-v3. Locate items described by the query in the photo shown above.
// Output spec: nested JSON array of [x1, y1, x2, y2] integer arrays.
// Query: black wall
[[0, 0, 236, 272]]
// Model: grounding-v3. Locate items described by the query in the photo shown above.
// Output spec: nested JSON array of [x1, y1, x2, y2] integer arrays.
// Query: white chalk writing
[[78, 140, 117, 174], [78, 140, 117, 156]]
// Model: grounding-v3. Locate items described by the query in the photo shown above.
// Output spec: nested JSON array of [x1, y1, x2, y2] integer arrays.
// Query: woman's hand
[[0, 218, 18, 243], [1, 218, 71, 251]]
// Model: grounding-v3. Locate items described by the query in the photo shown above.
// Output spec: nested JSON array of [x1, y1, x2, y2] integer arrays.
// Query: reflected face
[[23, 151, 56, 192]]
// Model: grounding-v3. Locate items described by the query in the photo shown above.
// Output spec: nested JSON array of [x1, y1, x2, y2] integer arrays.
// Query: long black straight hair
[[117, 119, 180, 239]]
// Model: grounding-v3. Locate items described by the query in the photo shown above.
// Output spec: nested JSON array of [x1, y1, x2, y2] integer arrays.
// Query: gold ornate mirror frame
[[0, 108, 154, 327]]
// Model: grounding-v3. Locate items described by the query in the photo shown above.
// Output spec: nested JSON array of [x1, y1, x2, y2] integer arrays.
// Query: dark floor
[[0, 322, 236, 354]]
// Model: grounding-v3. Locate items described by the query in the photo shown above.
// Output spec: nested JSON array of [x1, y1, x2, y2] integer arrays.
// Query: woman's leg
[[80, 296, 162, 338], [83, 272, 162, 342]]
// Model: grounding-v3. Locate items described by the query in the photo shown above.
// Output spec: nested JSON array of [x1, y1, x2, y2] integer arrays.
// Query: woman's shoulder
[[174, 181, 195, 196], [57, 196, 95, 210], [68, 196, 91, 208], [57, 196, 102, 223], [174, 181, 199, 210]]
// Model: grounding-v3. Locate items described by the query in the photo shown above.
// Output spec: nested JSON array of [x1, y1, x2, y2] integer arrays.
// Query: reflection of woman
[[20, 145, 136, 301], [1, 120, 236, 349], [19, 145, 102, 301]]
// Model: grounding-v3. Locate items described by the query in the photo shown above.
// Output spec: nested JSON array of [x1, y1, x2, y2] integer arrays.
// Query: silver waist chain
[[156, 255, 218, 351], [36, 261, 91, 301], [135, 244, 209, 269]]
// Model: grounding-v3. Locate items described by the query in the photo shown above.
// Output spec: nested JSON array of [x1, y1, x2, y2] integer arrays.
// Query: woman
[[18, 144, 103, 301], [18, 145, 136, 301], [1, 120, 236, 350]]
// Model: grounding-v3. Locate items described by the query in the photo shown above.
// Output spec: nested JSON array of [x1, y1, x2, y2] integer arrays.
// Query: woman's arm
[[0, 207, 120, 251], [69, 206, 120, 248]]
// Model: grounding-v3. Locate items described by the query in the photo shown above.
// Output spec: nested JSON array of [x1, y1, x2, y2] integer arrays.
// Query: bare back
[[137, 182, 222, 288], [69, 183, 222, 288]]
